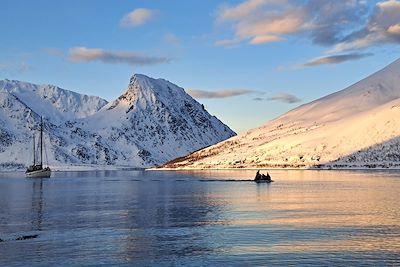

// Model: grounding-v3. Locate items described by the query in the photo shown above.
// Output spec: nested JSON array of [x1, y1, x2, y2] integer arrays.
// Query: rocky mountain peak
[[108, 74, 188, 114], [129, 73, 152, 86], [127, 73, 185, 98]]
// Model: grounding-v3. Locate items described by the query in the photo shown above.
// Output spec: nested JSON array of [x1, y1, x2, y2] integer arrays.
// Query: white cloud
[[187, 89, 256, 99], [388, 23, 400, 35], [267, 92, 301, 103], [68, 47, 170, 66], [301, 53, 373, 67], [250, 35, 283, 44], [330, 34, 385, 53], [216, 0, 305, 46], [218, 0, 275, 21], [235, 9, 306, 38], [120, 8, 157, 27], [69, 47, 103, 62]]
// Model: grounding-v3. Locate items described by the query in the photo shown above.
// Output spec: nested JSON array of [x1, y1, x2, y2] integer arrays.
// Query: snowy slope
[[0, 90, 40, 169], [0, 75, 235, 170], [79, 74, 235, 166], [0, 80, 108, 123], [162, 58, 400, 169]]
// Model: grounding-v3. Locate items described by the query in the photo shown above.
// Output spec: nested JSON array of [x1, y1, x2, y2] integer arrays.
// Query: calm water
[[0, 170, 399, 266]]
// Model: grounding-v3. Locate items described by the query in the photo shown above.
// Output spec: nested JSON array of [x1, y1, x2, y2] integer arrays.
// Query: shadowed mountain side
[[316, 136, 400, 169], [160, 136, 400, 169]]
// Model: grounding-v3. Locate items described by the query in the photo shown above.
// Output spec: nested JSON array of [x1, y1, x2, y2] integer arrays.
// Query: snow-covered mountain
[[0, 75, 235, 170], [162, 58, 400, 169], [0, 80, 108, 123], [80, 74, 235, 165]]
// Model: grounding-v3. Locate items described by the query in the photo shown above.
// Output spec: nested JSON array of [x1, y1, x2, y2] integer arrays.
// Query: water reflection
[[31, 179, 44, 231], [0, 170, 399, 266], [120, 176, 225, 263]]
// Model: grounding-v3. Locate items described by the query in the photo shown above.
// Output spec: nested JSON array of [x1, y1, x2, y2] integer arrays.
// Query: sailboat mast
[[40, 117, 43, 166], [33, 133, 36, 165]]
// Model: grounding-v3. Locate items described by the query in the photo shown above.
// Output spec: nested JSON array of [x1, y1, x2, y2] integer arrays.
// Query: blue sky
[[1, 0, 400, 133]]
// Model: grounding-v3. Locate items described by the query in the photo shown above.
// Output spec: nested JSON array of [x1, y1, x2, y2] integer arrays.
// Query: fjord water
[[0, 170, 399, 266]]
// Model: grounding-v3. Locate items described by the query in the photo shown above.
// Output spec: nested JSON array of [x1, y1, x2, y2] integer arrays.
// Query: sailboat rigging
[[26, 117, 51, 178]]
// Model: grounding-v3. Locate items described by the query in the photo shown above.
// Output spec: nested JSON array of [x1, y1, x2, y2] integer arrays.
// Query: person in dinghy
[[254, 170, 273, 183]]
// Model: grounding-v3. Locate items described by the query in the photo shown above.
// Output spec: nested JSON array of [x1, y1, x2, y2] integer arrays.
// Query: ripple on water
[[0, 170, 399, 266]]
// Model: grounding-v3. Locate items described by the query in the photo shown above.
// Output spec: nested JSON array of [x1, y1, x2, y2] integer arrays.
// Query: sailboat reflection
[[31, 178, 44, 231]]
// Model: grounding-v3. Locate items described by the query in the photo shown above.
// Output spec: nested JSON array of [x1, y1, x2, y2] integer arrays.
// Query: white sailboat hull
[[26, 169, 51, 178], [27, 117, 51, 178]]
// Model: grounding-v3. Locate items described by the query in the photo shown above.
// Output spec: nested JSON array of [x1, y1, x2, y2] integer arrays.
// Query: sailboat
[[26, 117, 51, 178]]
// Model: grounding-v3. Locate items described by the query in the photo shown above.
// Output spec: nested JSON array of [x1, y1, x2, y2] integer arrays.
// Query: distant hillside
[[161, 59, 400, 169]]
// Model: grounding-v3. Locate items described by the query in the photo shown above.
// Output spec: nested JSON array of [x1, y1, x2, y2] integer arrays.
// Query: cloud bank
[[331, 0, 400, 52], [215, 0, 400, 63], [68, 47, 170, 66]]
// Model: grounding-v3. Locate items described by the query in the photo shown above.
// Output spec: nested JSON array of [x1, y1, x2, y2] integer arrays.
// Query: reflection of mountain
[[162, 59, 400, 169], [121, 173, 224, 261], [0, 75, 235, 169]]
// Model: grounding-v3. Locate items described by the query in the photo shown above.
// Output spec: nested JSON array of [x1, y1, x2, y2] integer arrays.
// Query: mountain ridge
[[0, 74, 235, 170], [0, 79, 108, 123], [161, 58, 400, 169]]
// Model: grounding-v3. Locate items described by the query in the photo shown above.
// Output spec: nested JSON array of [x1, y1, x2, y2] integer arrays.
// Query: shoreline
[[0, 165, 145, 173], [2, 164, 400, 173], [150, 167, 400, 171]]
